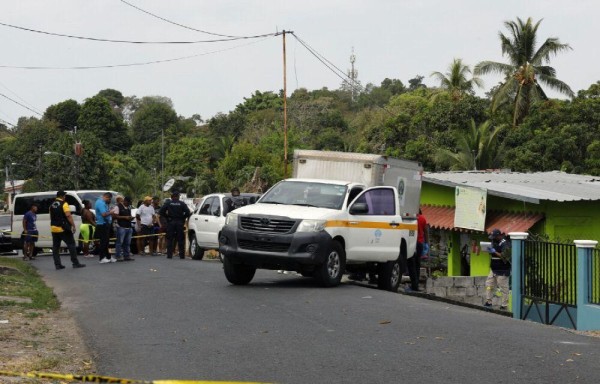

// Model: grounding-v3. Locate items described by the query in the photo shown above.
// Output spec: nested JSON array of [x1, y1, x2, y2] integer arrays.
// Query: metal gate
[[520, 240, 577, 329]]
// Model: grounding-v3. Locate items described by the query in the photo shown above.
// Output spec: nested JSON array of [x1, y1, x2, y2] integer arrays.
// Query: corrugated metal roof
[[421, 205, 544, 234], [424, 171, 600, 203]]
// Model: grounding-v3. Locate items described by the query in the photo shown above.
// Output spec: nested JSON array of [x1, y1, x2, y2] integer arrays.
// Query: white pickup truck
[[219, 150, 423, 291]]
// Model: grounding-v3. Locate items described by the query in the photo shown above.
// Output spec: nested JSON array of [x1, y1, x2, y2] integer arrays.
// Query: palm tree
[[435, 119, 504, 171], [475, 17, 574, 127], [430, 58, 483, 100]]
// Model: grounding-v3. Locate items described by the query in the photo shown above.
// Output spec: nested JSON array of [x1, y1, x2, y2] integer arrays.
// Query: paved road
[[36, 254, 600, 384]]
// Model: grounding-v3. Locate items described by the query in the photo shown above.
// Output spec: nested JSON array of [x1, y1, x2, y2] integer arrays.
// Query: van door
[[196, 197, 216, 246], [344, 187, 402, 262], [65, 193, 83, 242]]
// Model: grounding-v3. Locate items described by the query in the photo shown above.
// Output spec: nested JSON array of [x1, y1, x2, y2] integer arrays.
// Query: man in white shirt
[[135, 196, 155, 255]]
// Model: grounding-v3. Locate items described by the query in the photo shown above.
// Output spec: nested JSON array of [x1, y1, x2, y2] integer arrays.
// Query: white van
[[11, 190, 118, 250]]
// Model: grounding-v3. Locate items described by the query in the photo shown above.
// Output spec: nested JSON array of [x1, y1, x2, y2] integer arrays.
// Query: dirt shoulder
[[0, 258, 96, 383]]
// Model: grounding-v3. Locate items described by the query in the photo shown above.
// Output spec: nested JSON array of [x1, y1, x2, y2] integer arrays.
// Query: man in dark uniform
[[484, 228, 511, 309], [50, 190, 85, 269], [159, 190, 191, 259]]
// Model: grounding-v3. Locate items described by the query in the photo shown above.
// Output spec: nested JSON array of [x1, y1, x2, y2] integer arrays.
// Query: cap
[[124, 196, 132, 203], [231, 187, 240, 193], [171, 190, 180, 196], [488, 228, 502, 239], [56, 190, 66, 197], [143, 196, 152, 202]]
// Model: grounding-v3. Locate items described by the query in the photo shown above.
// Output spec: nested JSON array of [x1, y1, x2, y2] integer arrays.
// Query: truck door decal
[[325, 220, 417, 231]]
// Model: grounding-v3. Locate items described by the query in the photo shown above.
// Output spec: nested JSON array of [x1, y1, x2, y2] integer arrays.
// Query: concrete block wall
[[426, 276, 505, 306]]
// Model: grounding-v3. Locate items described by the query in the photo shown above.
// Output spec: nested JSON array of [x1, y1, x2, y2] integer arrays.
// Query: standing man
[[22, 203, 39, 260], [95, 192, 114, 264], [113, 196, 135, 262], [136, 196, 155, 256], [407, 209, 428, 292], [484, 228, 511, 310], [50, 191, 85, 269], [160, 191, 191, 259]]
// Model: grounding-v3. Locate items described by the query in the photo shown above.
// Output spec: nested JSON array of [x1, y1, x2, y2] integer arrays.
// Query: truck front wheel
[[223, 256, 256, 285], [189, 236, 204, 260], [316, 241, 346, 287]]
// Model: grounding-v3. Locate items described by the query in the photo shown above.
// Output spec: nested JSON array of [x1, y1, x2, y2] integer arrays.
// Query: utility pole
[[282, 30, 289, 178], [161, 128, 165, 195]]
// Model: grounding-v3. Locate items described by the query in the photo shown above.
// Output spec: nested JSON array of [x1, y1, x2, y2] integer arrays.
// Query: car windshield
[[77, 192, 119, 208], [260, 181, 347, 210]]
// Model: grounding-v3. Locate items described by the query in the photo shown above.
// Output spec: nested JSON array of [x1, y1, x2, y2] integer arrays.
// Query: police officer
[[50, 190, 85, 269], [159, 190, 191, 259]]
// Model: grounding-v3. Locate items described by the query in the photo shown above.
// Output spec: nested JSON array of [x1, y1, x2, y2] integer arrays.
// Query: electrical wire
[[0, 117, 16, 127], [292, 33, 395, 116], [0, 80, 43, 115], [120, 0, 242, 38], [0, 21, 277, 44], [0, 37, 272, 70], [0, 92, 43, 116]]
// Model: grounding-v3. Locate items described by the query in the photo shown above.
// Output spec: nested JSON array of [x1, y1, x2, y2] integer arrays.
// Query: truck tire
[[223, 256, 256, 285], [316, 241, 346, 287], [377, 258, 402, 292], [189, 236, 204, 260]]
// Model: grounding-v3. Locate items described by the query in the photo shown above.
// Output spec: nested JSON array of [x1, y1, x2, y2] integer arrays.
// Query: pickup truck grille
[[240, 216, 296, 233], [238, 240, 290, 253]]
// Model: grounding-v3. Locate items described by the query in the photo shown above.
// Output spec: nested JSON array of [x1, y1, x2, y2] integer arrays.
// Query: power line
[[0, 92, 43, 116], [0, 21, 277, 44], [120, 0, 241, 38], [0, 117, 16, 127], [292, 33, 395, 116], [0, 37, 272, 70], [0, 80, 43, 115]]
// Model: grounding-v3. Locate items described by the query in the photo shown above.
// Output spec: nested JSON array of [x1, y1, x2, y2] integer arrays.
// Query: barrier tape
[[7, 231, 167, 242], [0, 370, 268, 383]]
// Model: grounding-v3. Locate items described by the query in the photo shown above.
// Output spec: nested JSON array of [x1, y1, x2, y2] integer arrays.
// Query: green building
[[421, 171, 600, 277]]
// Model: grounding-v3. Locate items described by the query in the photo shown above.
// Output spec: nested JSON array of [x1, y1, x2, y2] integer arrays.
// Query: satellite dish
[[162, 178, 176, 192]]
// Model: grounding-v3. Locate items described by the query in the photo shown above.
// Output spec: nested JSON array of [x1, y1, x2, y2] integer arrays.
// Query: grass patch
[[0, 257, 59, 310]]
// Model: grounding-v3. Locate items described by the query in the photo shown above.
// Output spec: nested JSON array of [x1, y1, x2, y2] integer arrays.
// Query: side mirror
[[349, 203, 369, 215]]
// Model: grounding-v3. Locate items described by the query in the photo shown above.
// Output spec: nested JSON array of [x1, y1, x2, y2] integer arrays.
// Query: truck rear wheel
[[223, 256, 256, 285], [316, 241, 345, 287], [377, 258, 402, 292]]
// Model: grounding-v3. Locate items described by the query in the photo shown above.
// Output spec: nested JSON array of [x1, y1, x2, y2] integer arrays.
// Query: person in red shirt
[[408, 210, 428, 291]]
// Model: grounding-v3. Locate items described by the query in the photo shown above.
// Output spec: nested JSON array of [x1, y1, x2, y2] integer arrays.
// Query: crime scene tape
[[7, 231, 166, 242], [0, 370, 270, 383]]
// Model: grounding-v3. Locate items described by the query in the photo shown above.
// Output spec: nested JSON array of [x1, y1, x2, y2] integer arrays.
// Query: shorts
[[80, 224, 95, 243], [24, 230, 38, 243], [141, 225, 153, 236]]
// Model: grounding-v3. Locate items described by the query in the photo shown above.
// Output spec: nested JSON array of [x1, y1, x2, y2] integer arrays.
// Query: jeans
[[115, 227, 132, 258]]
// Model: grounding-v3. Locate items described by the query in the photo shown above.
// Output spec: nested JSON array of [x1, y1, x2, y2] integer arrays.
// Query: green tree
[[43, 99, 81, 132], [97, 89, 125, 108], [131, 98, 178, 144], [435, 120, 504, 170], [475, 17, 574, 127], [78, 95, 129, 152], [430, 58, 483, 100]]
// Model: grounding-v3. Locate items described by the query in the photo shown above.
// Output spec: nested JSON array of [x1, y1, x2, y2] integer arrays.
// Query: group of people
[[21, 189, 192, 270]]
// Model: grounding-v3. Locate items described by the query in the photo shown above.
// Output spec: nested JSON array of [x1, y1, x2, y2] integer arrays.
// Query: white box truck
[[219, 150, 423, 291]]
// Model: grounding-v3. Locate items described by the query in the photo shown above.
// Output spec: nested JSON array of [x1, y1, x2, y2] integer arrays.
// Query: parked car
[[0, 214, 14, 254], [188, 193, 260, 260]]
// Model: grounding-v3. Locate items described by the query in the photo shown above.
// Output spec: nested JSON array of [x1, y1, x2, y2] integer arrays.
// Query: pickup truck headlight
[[297, 219, 327, 233], [225, 213, 238, 227]]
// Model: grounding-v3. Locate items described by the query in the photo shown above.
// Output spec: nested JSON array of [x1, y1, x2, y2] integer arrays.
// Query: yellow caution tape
[[7, 231, 167, 242], [0, 370, 269, 383]]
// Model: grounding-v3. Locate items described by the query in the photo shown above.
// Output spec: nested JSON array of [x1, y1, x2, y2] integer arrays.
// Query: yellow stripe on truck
[[325, 220, 417, 230]]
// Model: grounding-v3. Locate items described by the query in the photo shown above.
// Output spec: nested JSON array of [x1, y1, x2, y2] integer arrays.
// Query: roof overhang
[[423, 177, 541, 204]]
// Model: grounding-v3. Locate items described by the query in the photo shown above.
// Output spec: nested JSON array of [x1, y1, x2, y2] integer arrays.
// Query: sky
[[0, 0, 599, 126]]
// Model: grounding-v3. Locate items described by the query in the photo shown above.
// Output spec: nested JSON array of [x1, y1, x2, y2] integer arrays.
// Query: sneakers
[[483, 301, 493, 308], [55, 265, 66, 270], [73, 264, 86, 268], [115, 257, 124, 262], [99, 258, 111, 264], [109, 257, 118, 263], [123, 257, 135, 261]]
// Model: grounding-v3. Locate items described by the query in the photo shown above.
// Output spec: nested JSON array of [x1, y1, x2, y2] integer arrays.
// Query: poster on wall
[[454, 186, 487, 231]]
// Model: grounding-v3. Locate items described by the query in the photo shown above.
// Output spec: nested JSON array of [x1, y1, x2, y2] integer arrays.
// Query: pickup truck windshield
[[260, 181, 348, 209]]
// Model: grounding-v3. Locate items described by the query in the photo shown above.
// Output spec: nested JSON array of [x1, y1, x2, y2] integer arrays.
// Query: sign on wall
[[454, 186, 487, 231]]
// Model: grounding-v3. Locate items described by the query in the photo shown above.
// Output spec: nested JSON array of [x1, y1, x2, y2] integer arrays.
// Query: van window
[[14, 194, 56, 215], [76, 192, 118, 209], [65, 195, 82, 215]]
